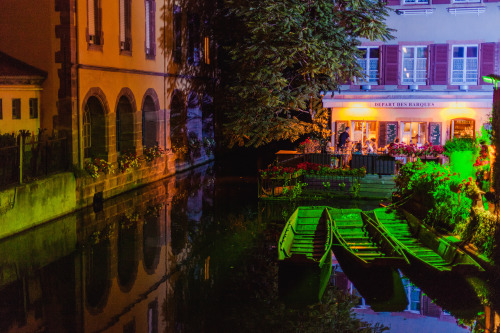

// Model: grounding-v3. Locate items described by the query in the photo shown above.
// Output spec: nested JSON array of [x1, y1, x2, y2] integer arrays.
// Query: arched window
[[84, 96, 107, 159], [116, 95, 135, 153], [142, 95, 157, 147]]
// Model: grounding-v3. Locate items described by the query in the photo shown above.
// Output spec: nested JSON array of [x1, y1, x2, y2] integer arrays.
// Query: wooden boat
[[372, 207, 485, 274], [327, 208, 409, 267], [278, 206, 333, 304], [327, 208, 409, 311]]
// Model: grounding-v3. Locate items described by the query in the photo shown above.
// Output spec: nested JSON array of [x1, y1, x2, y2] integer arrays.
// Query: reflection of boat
[[278, 206, 333, 304], [373, 207, 485, 274], [327, 208, 408, 311]]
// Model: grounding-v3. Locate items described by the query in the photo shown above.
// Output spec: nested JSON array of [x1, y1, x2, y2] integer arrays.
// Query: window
[[187, 14, 200, 65], [352, 121, 377, 144], [402, 46, 427, 84], [88, 0, 102, 45], [454, 0, 480, 3], [173, 6, 182, 63], [0, 99, 2, 119], [401, 122, 426, 144], [83, 107, 91, 158], [451, 118, 475, 139], [357, 47, 379, 84], [29, 98, 38, 119], [120, 0, 132, 52], [12, 99, 21, 119], [404, 0, 428, 3], [452, 45, 478, 84], [145, 0, 156, 58]]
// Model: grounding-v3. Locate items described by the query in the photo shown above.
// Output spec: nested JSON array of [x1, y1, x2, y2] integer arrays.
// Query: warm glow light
[[439, 107, 476, 119], [403, 47, 407, 53], [337, 106, 378, 118]]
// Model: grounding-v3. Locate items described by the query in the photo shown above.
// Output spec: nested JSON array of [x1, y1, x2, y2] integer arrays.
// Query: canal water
[[0, 156, 498, 332]]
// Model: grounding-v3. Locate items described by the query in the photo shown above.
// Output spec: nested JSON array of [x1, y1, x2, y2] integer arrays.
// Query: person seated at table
[[370, 138, 378, 152], [364, 140, 374, 154], [352, 142, 363, 155]]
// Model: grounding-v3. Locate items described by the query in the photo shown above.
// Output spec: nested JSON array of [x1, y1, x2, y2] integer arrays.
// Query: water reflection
[[0, 162, 499, 332]]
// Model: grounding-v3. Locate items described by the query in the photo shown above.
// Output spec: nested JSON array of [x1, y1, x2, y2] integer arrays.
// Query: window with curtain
[[452, 45, 478, 84], [120, 0, 132, 52], [88, 0, 101, 45], [356, 47, 379, 84], [402, 46, 427, 84]]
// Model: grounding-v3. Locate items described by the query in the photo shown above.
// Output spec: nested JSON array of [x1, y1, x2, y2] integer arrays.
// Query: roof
[[0, 51, 47, 85]]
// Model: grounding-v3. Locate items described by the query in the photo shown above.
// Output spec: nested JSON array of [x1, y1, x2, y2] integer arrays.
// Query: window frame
[[451, 118, 475, 139], [403, 0, 428, 4], [401, 121, 427, 145], [187, 13, 201, 66], [29, 98, 38, 119], [145, 0, 156, 59], [401, 46, 428, 85], [351, 120, 377, 144], [87, 0, 103, 50], [451, 45, 478, 85], [356, 46, 379, 85], [12, 98, 21, 120], [119, 0, 132, 54]]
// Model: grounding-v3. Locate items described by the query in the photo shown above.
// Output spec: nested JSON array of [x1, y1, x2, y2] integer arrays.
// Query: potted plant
[[444, 137, 479, 181]]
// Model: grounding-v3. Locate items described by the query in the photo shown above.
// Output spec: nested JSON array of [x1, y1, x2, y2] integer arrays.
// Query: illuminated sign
[[373, 102, 435, 107]]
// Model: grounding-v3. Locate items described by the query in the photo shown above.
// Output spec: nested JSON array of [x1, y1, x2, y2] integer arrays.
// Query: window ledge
[[396, 8, 434, 15], [447, 6, 485, 15], [120, 49, 132, 56]]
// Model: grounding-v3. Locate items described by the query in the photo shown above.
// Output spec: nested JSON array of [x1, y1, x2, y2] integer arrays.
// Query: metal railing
[[0, 134, 69, 188]]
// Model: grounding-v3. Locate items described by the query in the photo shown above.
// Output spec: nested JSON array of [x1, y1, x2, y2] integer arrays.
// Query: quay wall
[[0, 153, 212, 239]]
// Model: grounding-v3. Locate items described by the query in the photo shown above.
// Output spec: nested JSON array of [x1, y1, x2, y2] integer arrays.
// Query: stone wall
[[0, 172, 77, 238]]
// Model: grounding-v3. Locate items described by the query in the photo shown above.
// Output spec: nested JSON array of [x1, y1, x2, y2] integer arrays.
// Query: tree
[[221, 0, 394, 148]]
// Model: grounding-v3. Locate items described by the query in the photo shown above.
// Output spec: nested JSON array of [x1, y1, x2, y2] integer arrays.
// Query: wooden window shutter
[[484, 0, 500, 3], [480, 43, 496, 85], [430, 44, 448, 85], [428, 122, 442, 145], [385, 0, 401, 5], [126, 0, 131, 45], [382, 45, 399, 85], [150, 0, 156, 56], [378, 121, 387, 149], [432, 0, 450, 4]]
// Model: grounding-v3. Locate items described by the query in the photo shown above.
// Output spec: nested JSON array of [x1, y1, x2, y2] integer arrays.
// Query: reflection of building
[[332, 265, 466, 331], [324, 2, 500, 148], [0, 0, 217, 205]]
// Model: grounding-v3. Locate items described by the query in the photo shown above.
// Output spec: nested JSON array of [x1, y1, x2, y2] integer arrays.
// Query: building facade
[[323, 0, 500, 148], [0, 0, 217, 169]]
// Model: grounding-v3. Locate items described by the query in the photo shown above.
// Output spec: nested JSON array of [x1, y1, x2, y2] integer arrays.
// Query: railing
[[0, 134, 69, 188]]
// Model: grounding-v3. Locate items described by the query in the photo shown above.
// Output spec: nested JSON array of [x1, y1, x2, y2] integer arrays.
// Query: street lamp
[[482, 74, 500, 89]]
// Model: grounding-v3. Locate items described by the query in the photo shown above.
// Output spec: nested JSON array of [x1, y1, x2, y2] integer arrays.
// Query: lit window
[[357, 47, 379, 84], [452, 45, 478, 85], [352, 121, 377, 144], [12, 99, 21, 119], [29, 98, 38, 119], [401, 122, 426, 144], [402, 46, 427, 84], [452, 118, 475, 139], [120, 0, 132, 52]]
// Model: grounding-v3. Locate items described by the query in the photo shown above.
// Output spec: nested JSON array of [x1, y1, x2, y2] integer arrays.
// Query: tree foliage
[[222, 0, 394, 147]]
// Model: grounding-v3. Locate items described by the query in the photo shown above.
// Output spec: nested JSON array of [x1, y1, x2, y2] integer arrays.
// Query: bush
[[443, 137, 480, 156]]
